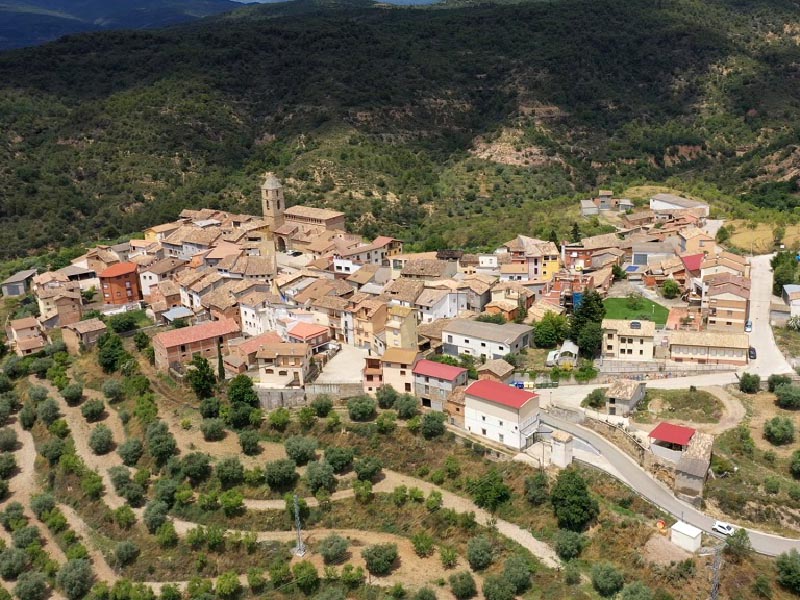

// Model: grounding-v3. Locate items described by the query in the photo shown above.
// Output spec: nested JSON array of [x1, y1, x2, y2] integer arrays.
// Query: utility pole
[[709, 545, 723, 600], [293, 494, 306, 557]]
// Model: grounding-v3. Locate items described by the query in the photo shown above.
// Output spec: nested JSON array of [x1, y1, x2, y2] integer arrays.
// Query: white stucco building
[[442, 319, 533, 360], [464, 379, 539, 450]]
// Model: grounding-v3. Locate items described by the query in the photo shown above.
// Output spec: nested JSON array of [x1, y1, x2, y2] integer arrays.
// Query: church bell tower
[[261, 172, 285, 233]]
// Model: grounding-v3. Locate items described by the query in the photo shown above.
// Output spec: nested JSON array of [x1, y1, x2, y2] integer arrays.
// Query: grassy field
[[727, 220, 800, 254], [604, 297, 669, 327], [773, 326, 800, 360], [633, 389, 723, 424]]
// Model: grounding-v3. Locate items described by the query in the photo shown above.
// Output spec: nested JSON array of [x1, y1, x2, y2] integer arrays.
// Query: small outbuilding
[[606, 379, 646, 416], [670, 521, 702, 553]]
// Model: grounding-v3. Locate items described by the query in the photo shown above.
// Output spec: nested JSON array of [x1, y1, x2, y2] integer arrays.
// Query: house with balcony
[[702, 274, 750, 332], [464, 380, 539, 450], [256, 343, 312, 388], [601, 319, 656, 361]]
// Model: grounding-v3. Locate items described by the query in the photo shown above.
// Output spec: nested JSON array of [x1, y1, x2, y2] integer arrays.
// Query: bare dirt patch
[[643, 532, 692, 566], [470, 128, 558, 167]]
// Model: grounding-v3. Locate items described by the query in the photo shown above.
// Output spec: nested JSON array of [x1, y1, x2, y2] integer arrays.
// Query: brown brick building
[[98, 262, 142, 305]]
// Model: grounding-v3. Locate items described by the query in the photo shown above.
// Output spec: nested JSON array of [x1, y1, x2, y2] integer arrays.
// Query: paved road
[[748, 253, 794, 376], [541, 413, 800, 556]]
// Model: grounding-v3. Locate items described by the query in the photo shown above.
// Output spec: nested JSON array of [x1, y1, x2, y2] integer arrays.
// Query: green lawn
[[603, 297, 669, 327]]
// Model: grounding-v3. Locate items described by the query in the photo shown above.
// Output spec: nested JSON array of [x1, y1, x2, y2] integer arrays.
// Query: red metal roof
[[153, 318, 240, 349], [649, 422, 696, 446], [465, 379, 537, 410], [98, 262, 137, 278], [412, 359, 467, 381], [680, 253, 704, 272]]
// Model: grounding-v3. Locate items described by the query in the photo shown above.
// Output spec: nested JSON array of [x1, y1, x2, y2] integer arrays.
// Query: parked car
[[712, 521, 735, 536], [745, 320, 753, 333], [748, 346, 757, 360]]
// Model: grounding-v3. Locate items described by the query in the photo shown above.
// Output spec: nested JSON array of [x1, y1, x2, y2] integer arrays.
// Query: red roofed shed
[[649, 422, 696, 449]]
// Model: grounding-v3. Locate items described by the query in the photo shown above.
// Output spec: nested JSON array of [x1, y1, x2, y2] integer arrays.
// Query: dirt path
[[29, 377, 130, 510], [239, 469, 559, 568], [633, 385, 747, 437], [702, 385, 747, 434], [4, 418, 69, 566], [59, 504, 118, 583]]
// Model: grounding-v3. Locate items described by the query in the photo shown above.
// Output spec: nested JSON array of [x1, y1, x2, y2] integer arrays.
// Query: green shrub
[[765, 416, 795, 445], [61, 383, 83, 406], [482, 574, 515, 600], [0, 429, 17, 453], [449, 572, 476, 600], [591, 563, 624, 597], [361, 543, 398, 576], [310, 395, 333, 417], [411, 532, 434, 558], [777, 549, 800, 593], [525, 472, 549, 505], [550, 468, 598, 531], [395, 394, 420, 419], [80, 399, 105, 422], [354, 456, 382, 481], [238, 430, 260, 455], [420, 412, 446, 439], [89, 425, 114, 455], [292, 560, 319, 595], [769, 374, 792, 393], [265, 458, 297, 490], [284, 436, 318, 465], [466, 535, 493, 571], [739, 373, 760, 394], [199, 418, 225, 442], [347, 396, 376, 421], [117, 439, 144, 467], [216, 457, 245, 489], [554, 529, 585, 560], [0, 453, 17, 479], [324, 447, 354, 473], [36, 398, 59, 426], [114, 541, 139, 567], [306, 460, 335, 494], [318, 534, 349, 565], [268, 407, 291, 430]]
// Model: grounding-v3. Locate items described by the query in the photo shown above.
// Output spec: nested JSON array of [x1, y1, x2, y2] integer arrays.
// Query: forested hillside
[[0, 0, 799, 260], [0, 0, 240, 50]]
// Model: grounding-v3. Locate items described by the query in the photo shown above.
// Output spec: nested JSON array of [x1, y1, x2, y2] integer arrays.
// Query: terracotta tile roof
[[152, 318, 240, 349], [466, 379, 537, 409], [287, 322, 329, 340], [380, 347, 419, 365], [477, 358, 514, 378], [64, 318, 107, 335], [9, 317, 39, 329], [230, 331, 283, 356], [256, 342, 309, 360], [98, 262, 137, 278], [285, 205, 345, 221]]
